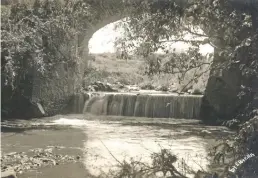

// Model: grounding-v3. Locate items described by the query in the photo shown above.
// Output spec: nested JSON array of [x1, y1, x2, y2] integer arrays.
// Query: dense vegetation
[[1, 0, 99, 116], [2, 0, 91, 86], [117, 0, 258, 77]]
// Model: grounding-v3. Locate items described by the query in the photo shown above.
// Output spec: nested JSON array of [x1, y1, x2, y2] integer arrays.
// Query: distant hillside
[[84, 52, 209, 93]]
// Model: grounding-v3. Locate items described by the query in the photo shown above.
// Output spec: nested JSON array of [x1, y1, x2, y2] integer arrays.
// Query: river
[[1, 114, 234, 178]]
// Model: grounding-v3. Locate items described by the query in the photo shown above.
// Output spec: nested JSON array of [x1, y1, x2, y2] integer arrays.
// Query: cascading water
[[69, 93, 90, 114], [82, 93, 203, 119]]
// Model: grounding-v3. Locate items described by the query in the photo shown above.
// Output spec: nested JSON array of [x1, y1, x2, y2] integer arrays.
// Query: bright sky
[[88, 21, 122, 54], [88, 21, 214, 55]]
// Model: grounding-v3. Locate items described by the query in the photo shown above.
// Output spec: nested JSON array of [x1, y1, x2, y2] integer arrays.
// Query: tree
[[1, 0, 89, 87], [115, 0, 257, 79]]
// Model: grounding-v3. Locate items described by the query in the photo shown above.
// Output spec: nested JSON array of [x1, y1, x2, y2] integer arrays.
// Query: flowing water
[[45, 114, 232, 177], [72, 92, 203, 119], [2, 92, 234, 177]]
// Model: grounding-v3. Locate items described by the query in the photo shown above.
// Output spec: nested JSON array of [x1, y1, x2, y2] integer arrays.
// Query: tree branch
[[158, 39, 204, 44], [182, 26, 208, 38], [99, 139, 123, 166]]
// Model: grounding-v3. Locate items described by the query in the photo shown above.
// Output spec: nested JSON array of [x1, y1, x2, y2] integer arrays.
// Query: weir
[[77, 93, 203, 119]]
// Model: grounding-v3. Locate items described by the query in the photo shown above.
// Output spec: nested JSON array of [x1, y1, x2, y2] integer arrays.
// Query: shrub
[[140, 83, 155, 90], [107, 149, 190, 178]]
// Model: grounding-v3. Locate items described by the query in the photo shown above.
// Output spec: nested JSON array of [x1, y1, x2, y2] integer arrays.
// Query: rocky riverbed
[[1, 117, 90, 178], [1, 147, 80, 175]]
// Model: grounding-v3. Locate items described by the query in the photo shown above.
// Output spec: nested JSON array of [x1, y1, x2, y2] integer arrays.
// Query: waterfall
[[69, 93, 90, 113], [82, 93, 203, 119]]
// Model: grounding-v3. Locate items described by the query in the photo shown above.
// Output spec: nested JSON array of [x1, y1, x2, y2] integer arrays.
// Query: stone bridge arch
[[29, 0, 144, 117], [29, 0, 257, 121], [76, 0, 189, 60]]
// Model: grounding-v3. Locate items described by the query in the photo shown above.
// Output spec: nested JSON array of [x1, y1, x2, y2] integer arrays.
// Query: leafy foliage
[[115, 0, 258, 80], [1, 0, 95, 89], [235, 113, 258, 156]]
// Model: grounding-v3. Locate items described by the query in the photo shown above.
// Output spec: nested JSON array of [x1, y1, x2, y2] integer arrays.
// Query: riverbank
[[1, 115, 94, 178]]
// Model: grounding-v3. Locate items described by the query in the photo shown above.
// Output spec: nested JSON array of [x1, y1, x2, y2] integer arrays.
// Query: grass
[[84, 53, 145, 86], [84, 52, 209, 92]]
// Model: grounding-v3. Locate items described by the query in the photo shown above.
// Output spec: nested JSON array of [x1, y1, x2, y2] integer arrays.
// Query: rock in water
[[1, 169, 17, 178], [200, 130, 212, 138], [87, 82, 117, 92]]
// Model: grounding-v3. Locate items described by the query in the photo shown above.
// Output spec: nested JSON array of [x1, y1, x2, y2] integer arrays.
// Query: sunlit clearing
[[88, 20, 214, 55]]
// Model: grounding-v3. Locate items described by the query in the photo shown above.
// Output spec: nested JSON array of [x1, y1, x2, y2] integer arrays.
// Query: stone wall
[[200, 66, 243, 123], [31, 53, 86, 116], [200, 46, 258, 124]]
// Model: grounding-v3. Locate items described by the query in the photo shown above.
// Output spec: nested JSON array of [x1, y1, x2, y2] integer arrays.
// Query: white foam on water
[[51, 118, 87, 127]]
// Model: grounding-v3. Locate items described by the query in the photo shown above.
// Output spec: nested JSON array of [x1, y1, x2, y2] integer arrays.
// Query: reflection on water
[[47, 116, 233, 177]]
